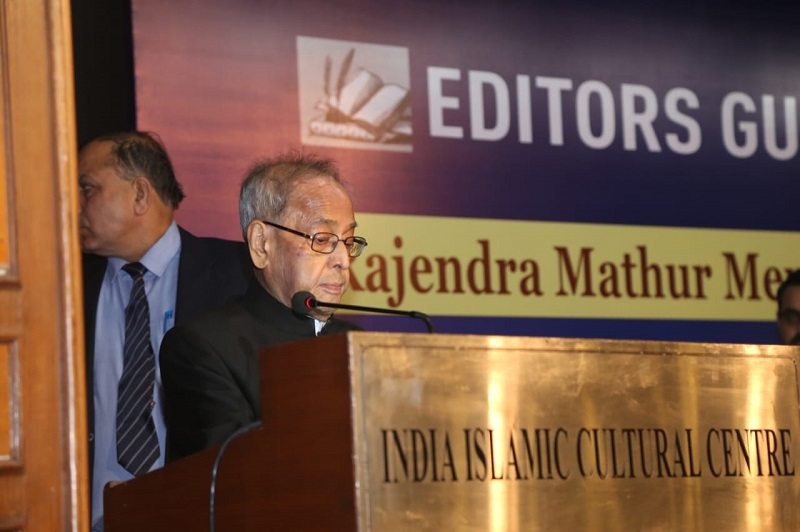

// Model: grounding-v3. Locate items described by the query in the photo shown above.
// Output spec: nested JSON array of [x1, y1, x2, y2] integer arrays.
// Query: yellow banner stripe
[[343, 213, 800, 321]]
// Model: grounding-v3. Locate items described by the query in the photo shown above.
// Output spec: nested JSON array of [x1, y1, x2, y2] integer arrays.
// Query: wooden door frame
[[0, 0, 87, 529]]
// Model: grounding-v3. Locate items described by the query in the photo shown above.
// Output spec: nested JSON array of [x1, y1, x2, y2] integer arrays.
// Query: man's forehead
[[290, 176, 350, 204], [80, 139, 114, 157], [79, 140, 116, 170], [784, 285, 800, 299], [291, 173, 342, 192], [291, 208, 356, 229], [781, 285, 800, 308], [285, 198, 355, 232]]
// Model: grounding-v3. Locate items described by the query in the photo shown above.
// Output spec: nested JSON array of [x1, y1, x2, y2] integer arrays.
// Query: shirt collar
[[313, 318, 328, 335], [108, 221, 181, 279]]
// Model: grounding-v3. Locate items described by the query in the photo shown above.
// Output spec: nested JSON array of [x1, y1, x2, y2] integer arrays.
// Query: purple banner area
[[346, 315, 783, 346], [132, 0, 800, 344]]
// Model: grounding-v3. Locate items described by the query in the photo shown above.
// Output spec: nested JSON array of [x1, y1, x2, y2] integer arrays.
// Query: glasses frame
[[262, 220, 368, 257]]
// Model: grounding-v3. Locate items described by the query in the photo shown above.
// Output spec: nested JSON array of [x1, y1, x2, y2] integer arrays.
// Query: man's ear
[[247, 220, 270, 269], [131, 176, 152, 215]]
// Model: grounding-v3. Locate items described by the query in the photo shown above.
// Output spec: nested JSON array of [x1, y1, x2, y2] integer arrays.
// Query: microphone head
[[291, 291, 317, 314]]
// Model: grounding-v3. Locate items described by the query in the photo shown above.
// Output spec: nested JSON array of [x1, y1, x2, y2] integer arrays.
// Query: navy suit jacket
[[82, 226, 251, 491]]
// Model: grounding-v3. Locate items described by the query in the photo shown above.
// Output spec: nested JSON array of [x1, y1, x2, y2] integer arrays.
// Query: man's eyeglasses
[[262, 221, 368, 258]]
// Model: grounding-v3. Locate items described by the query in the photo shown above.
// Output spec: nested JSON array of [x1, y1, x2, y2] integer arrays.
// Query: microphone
[[291, 291, 435, 333]]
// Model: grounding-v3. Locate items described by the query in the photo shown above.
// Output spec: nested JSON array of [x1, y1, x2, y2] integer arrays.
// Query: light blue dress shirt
[[91, 222, 180, 530]]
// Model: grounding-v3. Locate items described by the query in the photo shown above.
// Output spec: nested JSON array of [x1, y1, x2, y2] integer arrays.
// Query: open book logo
[[297, 37, 412, 152]]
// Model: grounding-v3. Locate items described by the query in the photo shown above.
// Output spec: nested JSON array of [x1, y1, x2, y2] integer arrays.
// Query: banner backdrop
[[131, 0, 800, 343]]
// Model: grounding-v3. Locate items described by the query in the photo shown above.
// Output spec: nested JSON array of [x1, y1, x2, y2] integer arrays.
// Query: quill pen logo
[[297, 36, 412, 152]]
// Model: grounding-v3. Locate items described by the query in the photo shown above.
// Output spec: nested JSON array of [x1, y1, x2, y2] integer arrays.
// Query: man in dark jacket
[[776, 270, 800, 345], [79, 131, 250, 531], [160, 152, 366, 462]]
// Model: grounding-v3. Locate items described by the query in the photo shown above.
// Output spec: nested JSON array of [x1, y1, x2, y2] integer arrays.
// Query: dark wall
[[71, 0, 136, 147]]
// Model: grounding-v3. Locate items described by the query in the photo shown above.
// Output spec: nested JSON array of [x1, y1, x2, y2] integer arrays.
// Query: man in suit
[[79, 131, 250, 531], [776, 270, 800, 345], [159, 152, 366, 462]]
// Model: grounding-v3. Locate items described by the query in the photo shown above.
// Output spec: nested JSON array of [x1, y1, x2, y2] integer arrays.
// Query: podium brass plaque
[[348, 334, 800, 531]]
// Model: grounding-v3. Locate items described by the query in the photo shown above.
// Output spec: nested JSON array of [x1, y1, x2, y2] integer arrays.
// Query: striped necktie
[[116, 262, 160, 476]]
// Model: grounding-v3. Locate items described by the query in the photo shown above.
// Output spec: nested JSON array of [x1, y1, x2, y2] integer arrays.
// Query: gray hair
[[84, 131, 185, 209], [238, 152, 346, 239]]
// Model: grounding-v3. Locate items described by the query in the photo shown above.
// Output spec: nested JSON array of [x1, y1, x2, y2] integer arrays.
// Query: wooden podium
[[105, 332, 800, 531]]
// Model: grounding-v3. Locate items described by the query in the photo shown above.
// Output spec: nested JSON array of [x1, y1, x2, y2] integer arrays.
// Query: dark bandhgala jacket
[[159, 281, 362, 462]]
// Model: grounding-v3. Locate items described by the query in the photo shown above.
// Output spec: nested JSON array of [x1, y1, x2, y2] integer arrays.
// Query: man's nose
[[328, 241, 351, 268]]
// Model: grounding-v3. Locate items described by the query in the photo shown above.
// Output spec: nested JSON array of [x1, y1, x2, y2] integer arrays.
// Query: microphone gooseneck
[[291, 291, 435, 333]]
